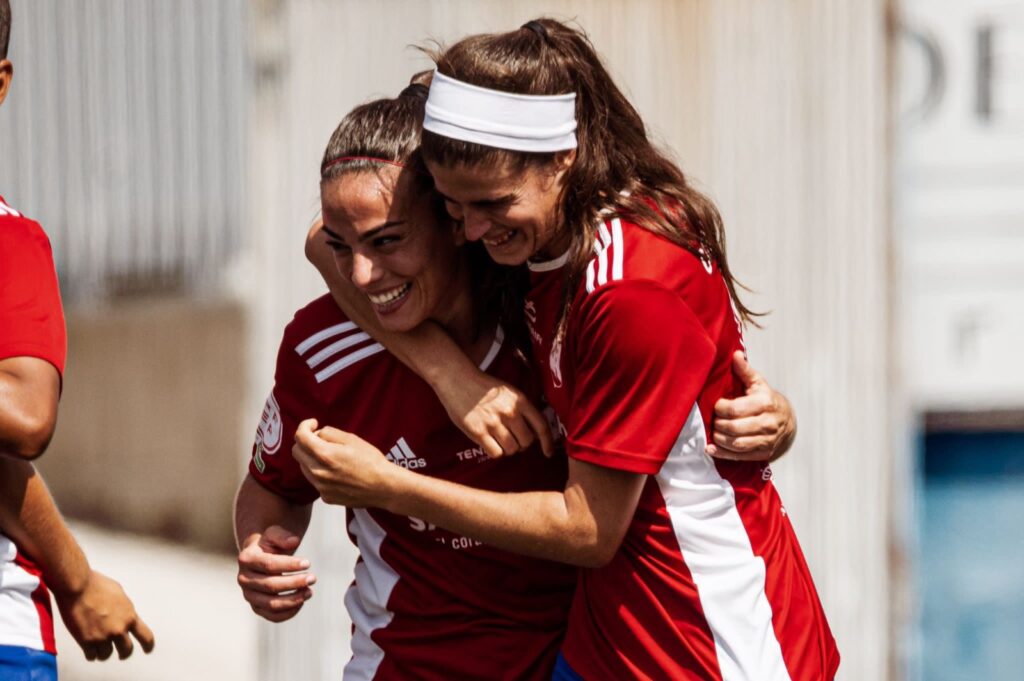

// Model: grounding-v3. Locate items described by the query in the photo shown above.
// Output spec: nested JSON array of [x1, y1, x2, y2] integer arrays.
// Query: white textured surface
[[53, 522, 257, 681]]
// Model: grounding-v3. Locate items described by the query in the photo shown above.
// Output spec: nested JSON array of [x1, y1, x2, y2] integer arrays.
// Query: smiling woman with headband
[[297, 18, 838, 681]]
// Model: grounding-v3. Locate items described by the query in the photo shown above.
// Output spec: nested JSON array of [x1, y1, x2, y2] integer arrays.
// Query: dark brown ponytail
[[420, 18, 759, 326]]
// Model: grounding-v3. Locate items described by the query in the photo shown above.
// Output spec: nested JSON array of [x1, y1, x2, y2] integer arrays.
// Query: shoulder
[[281, 294, 387, 386], [582, 216, 713, 296], [0, 197, 51, 252]]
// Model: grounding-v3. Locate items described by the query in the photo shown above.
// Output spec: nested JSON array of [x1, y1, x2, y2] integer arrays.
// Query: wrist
[[51, 566, 93, 601], [379, 466, 416, 515]]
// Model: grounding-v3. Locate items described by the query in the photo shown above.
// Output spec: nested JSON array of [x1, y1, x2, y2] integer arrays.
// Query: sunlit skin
[[426, 153, 575, 266], [320, 166, 479, 347]]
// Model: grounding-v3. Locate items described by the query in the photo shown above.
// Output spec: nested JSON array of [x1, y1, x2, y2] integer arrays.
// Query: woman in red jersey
[[234, 83, 578, 680], [294, 19, 838, 681]]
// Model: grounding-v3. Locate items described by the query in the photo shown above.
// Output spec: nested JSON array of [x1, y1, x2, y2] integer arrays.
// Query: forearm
[[306, 221, 475, 386], [233, 475, 312, 550], [381, 467, 605, 567], [0, 457, 90, 595]]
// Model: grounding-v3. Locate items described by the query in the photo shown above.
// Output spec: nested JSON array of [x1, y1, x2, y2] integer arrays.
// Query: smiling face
[[426, 154, 573, 265], [320, 166, 466, 334]]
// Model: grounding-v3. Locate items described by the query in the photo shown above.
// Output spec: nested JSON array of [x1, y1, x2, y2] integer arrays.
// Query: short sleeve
[[248, 333, 322, 504], [566, 280, 716, 475], [0, 221, 67, 375]]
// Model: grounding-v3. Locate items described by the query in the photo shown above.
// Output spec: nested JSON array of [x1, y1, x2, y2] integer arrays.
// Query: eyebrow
[[322, 220, 406, 243], [436, 191, 515, 208]]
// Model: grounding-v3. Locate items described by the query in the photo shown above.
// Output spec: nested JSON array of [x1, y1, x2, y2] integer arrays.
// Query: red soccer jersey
[[0, 196, 62, 655], [249, 294, 575, 680], [526, 217, 839, 681]]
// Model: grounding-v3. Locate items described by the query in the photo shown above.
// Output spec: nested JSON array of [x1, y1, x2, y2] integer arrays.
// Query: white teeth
[[368, 283, 410, 305], [484, 230, 515, 247]]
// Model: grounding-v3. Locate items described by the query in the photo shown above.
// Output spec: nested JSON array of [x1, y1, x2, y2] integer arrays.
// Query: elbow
[[5, 413, 57, 460], [573, 542, 618, 569], [563, 527, 622, 568]]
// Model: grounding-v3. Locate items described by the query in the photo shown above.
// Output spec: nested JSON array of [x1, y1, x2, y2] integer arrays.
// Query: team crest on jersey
[[255, 392, 284, 456], [697, 246, 714, 274], [549, 331, 564, 388]]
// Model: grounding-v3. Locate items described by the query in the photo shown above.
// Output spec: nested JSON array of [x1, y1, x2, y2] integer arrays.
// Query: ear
[[553, 148, 577, 171], [0, 60, 13, 108]]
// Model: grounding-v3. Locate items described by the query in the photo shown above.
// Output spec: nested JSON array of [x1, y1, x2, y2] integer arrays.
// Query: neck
[[432, 254, 495, 365]]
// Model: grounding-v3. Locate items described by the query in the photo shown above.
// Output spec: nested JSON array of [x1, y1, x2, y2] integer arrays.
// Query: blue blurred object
[[920, 431, 1024, 681]]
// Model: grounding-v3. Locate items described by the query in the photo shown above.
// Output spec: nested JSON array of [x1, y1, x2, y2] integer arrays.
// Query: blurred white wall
[[0, 0, 247, 303], [247, 2, 894, 680], [898, 0, 1024, 412]]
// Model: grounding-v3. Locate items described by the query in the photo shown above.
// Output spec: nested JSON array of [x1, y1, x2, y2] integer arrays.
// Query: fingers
[[94, 639, 114, 661], [522, 401, 556, 458], [315, 426, 353, 444], [491, 423, 520, 458], [294, 419, 321, 448], [240, 545, 310, 576], [713, 414, 778, 438], [713, 389, 774, 420], [238, 570, 316, 595], [113, 631, 134, 660], [247, 587, 313, 622], [507, 417, 536, 451], [707, 432, 774, 460], [479, 435, 504, 459], [261, 525, 302, 553], [130, 616, 156, 654]]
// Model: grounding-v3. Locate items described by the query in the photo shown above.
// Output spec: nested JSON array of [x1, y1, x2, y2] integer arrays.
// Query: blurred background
[[0, 0, 1021, 679]]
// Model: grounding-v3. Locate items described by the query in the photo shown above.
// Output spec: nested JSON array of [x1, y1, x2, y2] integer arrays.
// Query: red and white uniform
[[249, 294, 575, 681], [0, 196, 64, 654], [526, 217, 839, 680]]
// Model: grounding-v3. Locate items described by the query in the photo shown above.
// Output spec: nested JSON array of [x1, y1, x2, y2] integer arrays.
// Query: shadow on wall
[[37, 297, 248, 553]]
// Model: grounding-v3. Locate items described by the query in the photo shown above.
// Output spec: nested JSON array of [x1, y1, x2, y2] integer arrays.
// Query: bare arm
[[292, 420, 646, 568], [306, 221, 553, 457], [707, 351, 797, 462], [233, 474, 315, 623], [0, 356, 60, 460], [0, 458, 154, 660]]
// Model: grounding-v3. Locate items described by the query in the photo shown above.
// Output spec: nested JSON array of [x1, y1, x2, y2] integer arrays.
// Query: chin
[[376, 315, 419, 334], [485, 245, 531, 266]]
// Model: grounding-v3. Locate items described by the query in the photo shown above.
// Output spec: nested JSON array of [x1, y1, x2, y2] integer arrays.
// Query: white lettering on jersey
[[456, 447, 488, 463], [408, 517, 437, 532], [385, 437, 427, 470]]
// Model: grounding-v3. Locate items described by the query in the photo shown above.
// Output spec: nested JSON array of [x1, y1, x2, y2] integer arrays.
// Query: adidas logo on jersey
[[386, 437, 427, 470]]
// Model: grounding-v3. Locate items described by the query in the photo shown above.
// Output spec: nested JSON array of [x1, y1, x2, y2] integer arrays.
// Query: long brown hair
[[420, 18, 758, 326], [319, 74, 528, 345]]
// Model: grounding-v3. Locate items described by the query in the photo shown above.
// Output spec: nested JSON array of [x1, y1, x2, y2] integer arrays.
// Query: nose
[[462, 207, 492, 242], [348, 251, 381, 289]]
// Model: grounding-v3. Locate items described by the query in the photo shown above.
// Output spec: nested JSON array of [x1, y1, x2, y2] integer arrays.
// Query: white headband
[[423, 70, 577, 153]]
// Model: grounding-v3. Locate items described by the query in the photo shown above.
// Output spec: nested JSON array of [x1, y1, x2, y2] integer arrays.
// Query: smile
[[483, 229, 516, 248], [367, 283, 411, 311]]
